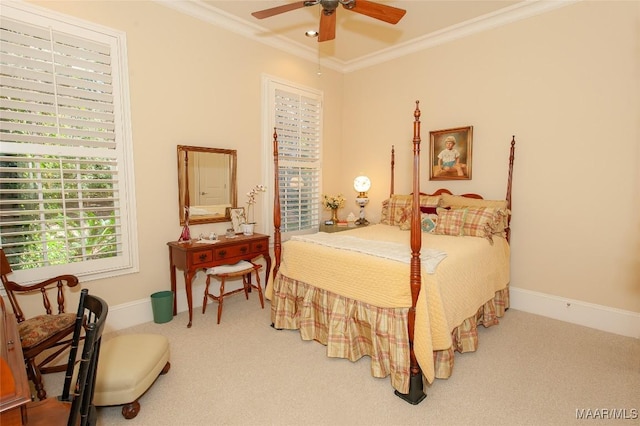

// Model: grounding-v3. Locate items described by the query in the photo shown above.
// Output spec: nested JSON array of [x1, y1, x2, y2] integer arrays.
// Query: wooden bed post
[[395, 101, 427, 405], [390, 145, 395, 197], [272, 128, 282, 279], [505, 136, 516, 242]]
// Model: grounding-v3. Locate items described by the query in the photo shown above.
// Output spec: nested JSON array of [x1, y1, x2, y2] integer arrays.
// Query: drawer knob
[[240, 247, 247, 253], [199, 253, 207, 261], [219, 250, 227, 257], [256, 244, 263, 250]]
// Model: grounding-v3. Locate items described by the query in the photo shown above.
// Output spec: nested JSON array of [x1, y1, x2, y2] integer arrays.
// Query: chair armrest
[[3, 275, 79, 292], [2, 275, 80, 320]]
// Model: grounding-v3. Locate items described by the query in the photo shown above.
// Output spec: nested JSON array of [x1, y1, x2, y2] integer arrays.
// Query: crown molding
[[156, 0, 579, 74], [342, 0, 580, 72]]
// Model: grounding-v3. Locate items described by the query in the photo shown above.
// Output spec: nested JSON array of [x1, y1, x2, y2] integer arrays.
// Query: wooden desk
[[0, 298, 30, 426], [167, 233, 271, 328]]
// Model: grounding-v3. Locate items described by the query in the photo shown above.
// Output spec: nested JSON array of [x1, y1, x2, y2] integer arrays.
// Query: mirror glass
[[177, 145, 237, 225]]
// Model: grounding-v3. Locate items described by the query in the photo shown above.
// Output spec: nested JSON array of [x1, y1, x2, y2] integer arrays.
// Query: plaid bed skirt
[[271, 273, 509, 394]]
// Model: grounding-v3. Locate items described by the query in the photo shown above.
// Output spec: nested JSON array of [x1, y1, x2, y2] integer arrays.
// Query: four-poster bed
[[268, 101, 516, 404]]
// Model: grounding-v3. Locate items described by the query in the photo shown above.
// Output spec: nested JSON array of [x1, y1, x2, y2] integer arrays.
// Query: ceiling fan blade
[[318, 11, 336, 42], [251, 1, 307, 19], [347, 0, 406, 24]]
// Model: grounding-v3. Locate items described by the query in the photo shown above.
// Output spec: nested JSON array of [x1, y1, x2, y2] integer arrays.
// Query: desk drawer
[[190, 250, 213, 265], [214, 244, 250, 261], [250, 240, 267, 253]]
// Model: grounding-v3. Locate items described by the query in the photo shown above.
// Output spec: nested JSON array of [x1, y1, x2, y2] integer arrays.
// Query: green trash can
[[150, 291, 174, 324]]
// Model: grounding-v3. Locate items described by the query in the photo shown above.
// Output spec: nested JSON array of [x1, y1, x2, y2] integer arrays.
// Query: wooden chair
[[203, 260, 264, 324], [26, 288, 108, 426], [0, 248, 80, 400]]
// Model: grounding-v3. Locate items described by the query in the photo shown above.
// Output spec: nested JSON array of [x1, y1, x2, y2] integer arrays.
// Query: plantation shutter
[[0, 18, 116, 148], [274, 87, 322, 234], [0, 4, 137, 282]]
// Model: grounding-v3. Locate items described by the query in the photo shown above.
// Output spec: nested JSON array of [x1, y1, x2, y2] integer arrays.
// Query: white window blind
[[0, 3, 138, 283], [265, 79, 322, 236]]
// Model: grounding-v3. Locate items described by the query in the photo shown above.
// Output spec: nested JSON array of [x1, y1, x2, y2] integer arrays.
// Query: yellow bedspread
[[267, 224, 510, 383]]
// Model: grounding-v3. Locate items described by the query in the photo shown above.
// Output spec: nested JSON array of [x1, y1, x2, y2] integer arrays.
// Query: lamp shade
[[353, 175, 371, 193]]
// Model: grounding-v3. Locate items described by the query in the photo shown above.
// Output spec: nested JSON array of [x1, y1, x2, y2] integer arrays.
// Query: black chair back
[[60, 289, 108, 426]]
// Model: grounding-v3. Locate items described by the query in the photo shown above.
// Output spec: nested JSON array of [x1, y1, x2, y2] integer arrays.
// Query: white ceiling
[[160, 1, 574, 72]]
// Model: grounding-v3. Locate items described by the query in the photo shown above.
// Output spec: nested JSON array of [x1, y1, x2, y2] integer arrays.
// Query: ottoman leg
[[122, 400, 140, 419], [118, 362, 170, 419]]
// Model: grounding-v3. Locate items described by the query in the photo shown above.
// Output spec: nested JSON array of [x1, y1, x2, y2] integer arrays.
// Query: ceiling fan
[[251, 0, 407, 42]]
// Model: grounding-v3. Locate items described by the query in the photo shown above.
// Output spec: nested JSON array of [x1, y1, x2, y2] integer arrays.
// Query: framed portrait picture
[[229, 208, 245, 234], [429, 126, 473, 181]]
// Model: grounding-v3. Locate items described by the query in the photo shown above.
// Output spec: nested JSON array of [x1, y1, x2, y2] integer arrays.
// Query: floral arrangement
[[245, 184, 266, 223], [322, 194, 346, 210]]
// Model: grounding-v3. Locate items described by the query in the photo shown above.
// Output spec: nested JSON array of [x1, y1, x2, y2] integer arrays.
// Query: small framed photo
[[429, 126, 473, 180], [229, 208, 245, 233]]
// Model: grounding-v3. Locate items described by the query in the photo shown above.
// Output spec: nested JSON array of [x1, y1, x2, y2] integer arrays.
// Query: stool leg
[[203, 275, 211, 314], [242, 275, 250, 300], [217, 277, 225, 324], [253, 269, 264, 309]]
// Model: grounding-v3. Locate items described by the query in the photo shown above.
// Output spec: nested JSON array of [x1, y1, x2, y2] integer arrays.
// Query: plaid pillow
[[381, 195, 413, 226], [380, 198, 390, 224], [492, 208, 510, 235], [419, 195, 441, 209], [439, 193, 510, 230], [434, 208, 467, 236], [462, 207, 497, 238]]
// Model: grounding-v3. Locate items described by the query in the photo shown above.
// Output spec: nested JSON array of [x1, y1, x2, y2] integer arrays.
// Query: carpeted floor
[[44, 294, 639, 426]]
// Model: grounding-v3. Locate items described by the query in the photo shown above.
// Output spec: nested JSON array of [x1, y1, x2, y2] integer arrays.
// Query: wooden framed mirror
[[177, 145, 237, 225]]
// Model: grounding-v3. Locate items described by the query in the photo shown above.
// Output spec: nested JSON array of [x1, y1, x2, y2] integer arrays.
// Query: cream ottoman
[[94, 334, 170, 419]]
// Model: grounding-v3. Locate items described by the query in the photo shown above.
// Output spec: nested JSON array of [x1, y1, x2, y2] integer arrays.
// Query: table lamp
[[353, 175, 371, 225]]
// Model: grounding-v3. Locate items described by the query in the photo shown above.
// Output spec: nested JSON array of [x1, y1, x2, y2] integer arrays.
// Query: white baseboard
[[105, 281, 237, 333], [105, 283, 208, 333], [509, 286, 640, 339], [105, 284, 640, 339]]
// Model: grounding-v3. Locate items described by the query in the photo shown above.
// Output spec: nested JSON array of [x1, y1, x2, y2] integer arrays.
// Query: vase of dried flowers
[[330, 208, 339, 223], [323, 194, 345, 222]]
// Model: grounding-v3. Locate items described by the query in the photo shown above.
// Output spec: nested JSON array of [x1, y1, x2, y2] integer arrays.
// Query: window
[[0, 3, 138, 284], [263, 77, 322, 238]]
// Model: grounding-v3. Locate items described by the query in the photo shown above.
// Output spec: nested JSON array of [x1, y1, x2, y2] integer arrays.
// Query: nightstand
[[319, 223, 362, 233]]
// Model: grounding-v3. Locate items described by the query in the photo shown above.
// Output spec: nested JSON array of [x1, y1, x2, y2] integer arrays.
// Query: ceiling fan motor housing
[[252, 0, 405, 42], [304, 0, 356, 12], [340, 0, 356, 10]]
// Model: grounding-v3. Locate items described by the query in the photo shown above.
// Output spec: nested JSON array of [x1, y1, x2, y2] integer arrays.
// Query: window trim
[[1, 2, 138, 285], [261, 75, 323, 241]]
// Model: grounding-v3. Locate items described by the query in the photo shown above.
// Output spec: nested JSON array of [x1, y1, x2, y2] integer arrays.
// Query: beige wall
[[17, 1, 639, 319], [342, 1, 640, 313]]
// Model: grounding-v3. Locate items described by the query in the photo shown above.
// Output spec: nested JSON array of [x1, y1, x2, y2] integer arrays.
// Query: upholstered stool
[[93, 334, 170, 419], [203, 260, 264, 324]]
